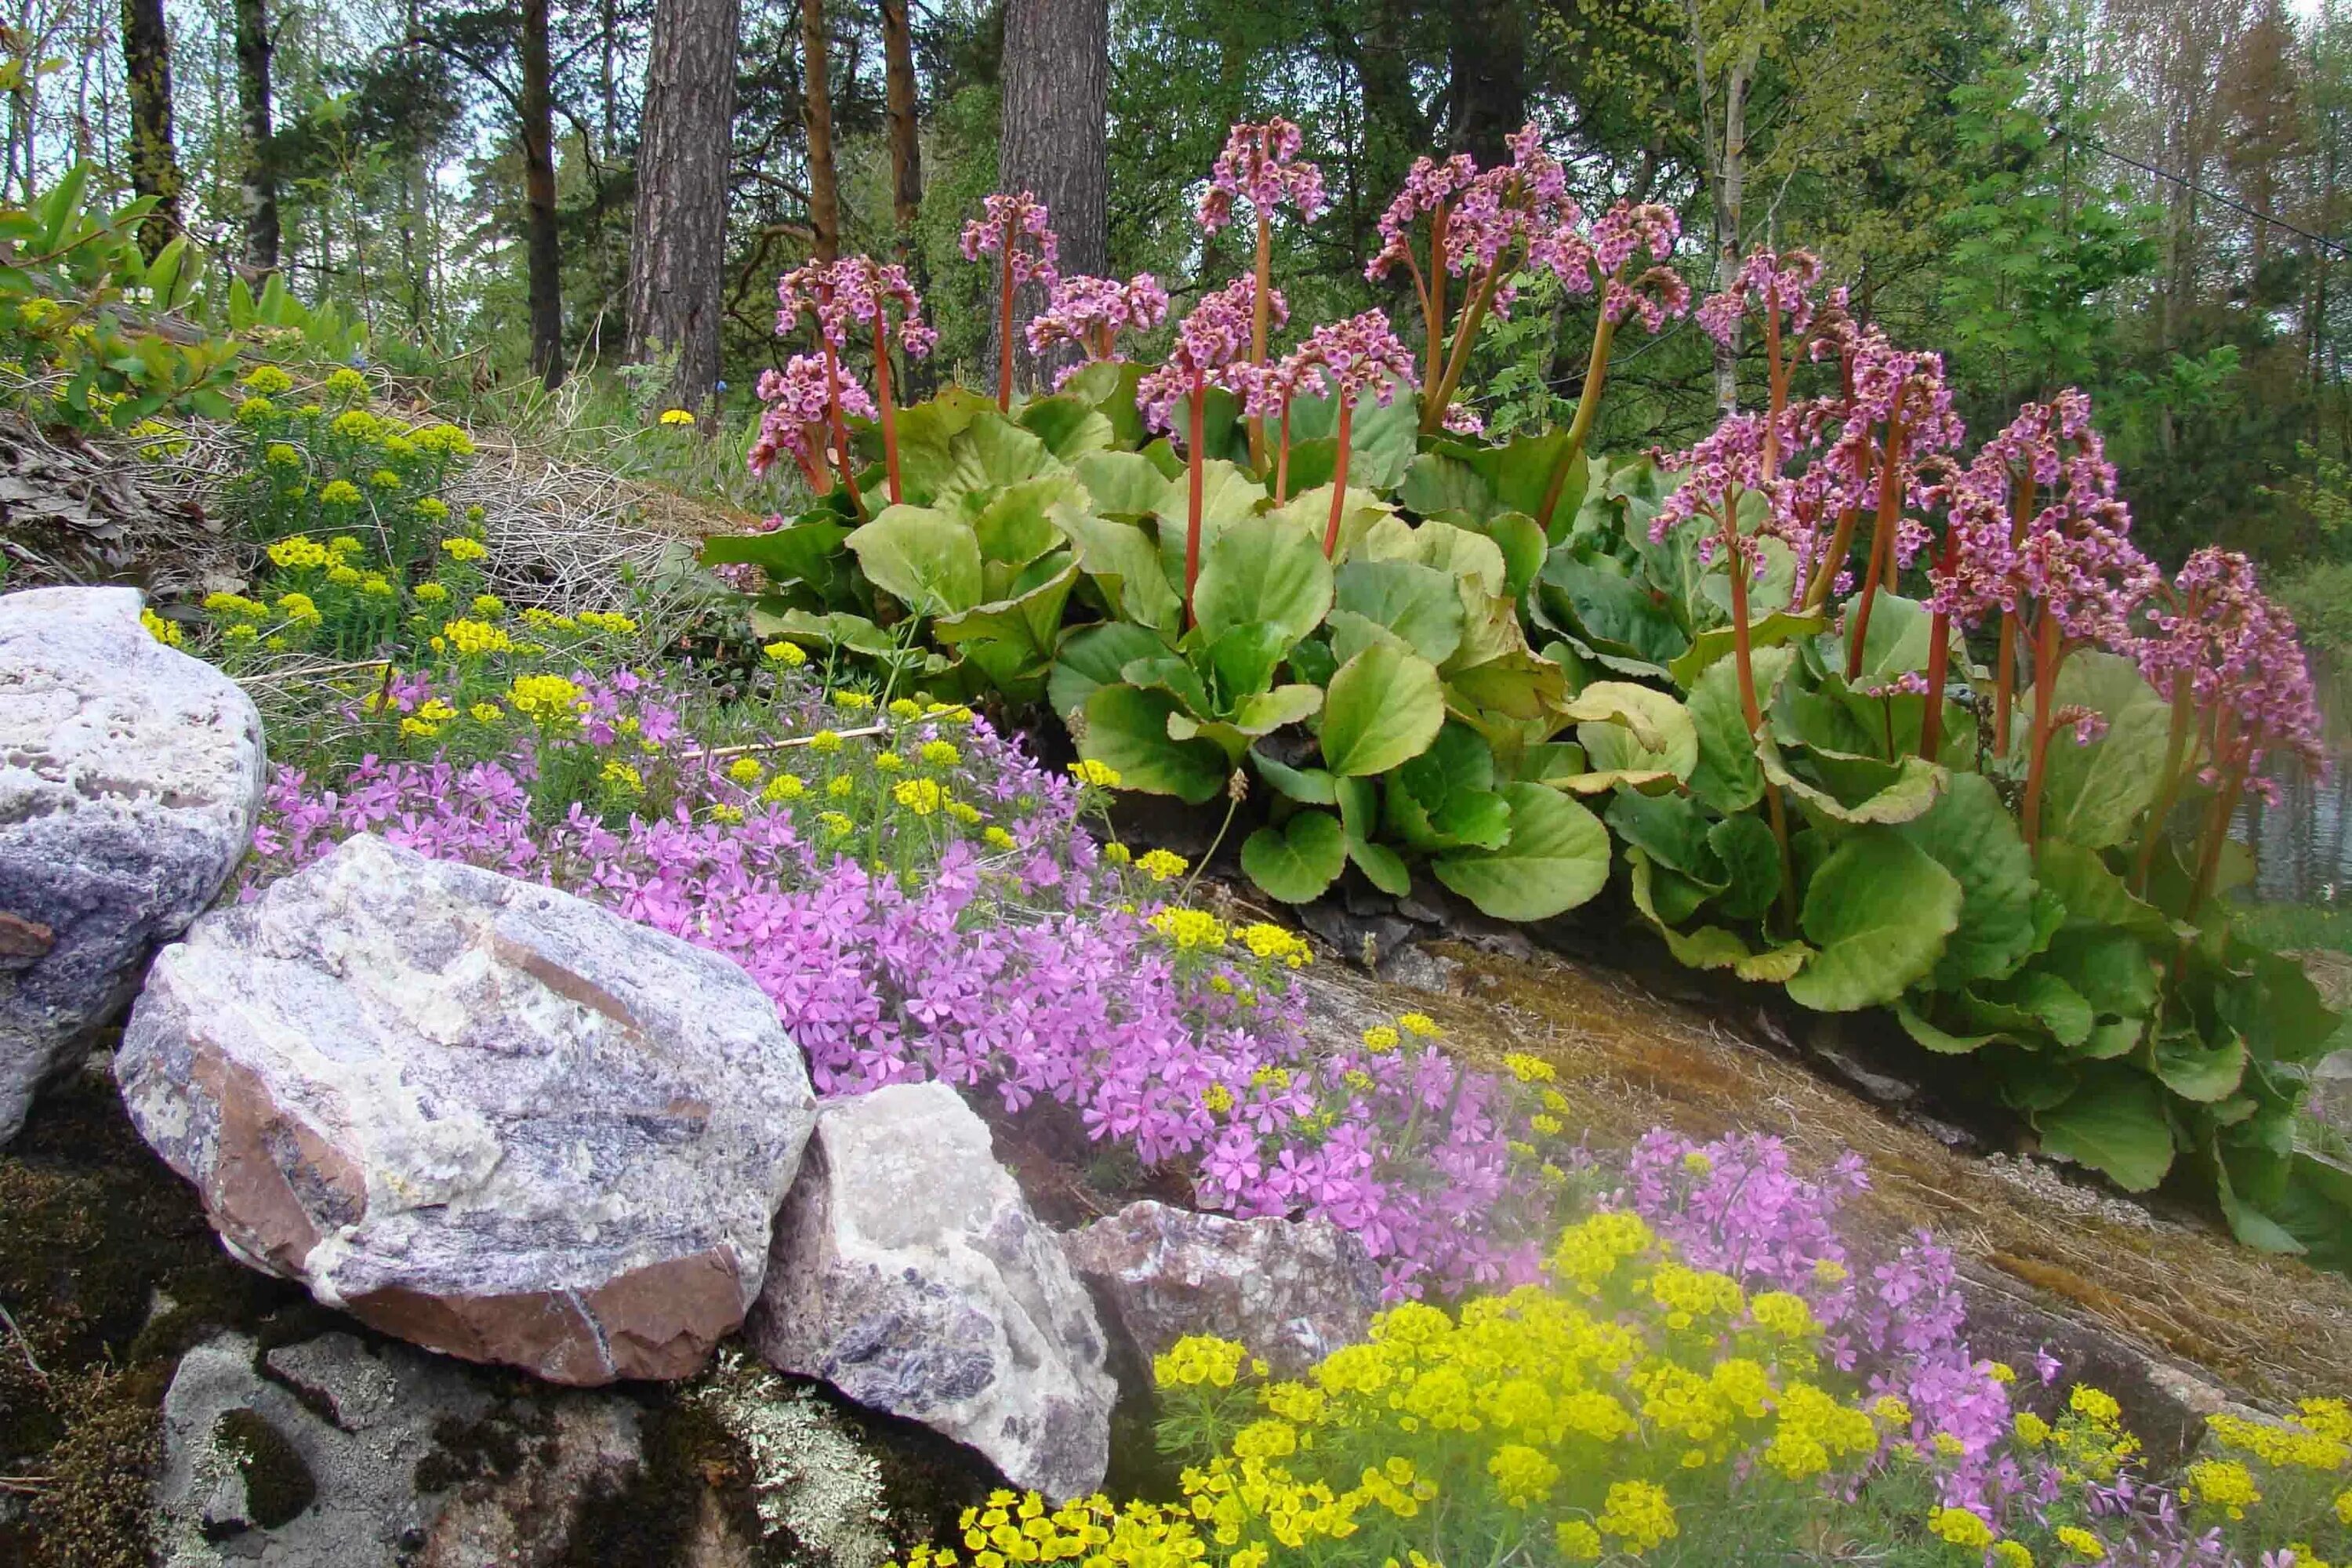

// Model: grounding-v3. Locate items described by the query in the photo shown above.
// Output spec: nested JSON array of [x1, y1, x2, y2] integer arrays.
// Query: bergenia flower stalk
[[1023, 272, 1171, 387], [1197, 118, 1326, 470], [1652, 414, 1796, 924], [836, 256, 936, 506], [1836, 332, 1964, 680], [1533, 199, 1686, 534], [1366, 151, 1479, 404], [1978, 391, 2091, 757], [1279, 310, 1416, 557], [960, 191, 1059, 411], [772, 260, 868, 508], [749, 354, 877, 497], [1137, 278, 1278, 622]]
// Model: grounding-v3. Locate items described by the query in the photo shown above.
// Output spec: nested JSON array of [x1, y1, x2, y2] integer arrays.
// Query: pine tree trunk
[[801, 0, 840, 263], [232, 0, 278, 271], [520, 0, 564, 387], [121, 0, 180, 256], [996, 0, 1105, 390], [881, 0, 920, 245], [628, 0, 742, 409]]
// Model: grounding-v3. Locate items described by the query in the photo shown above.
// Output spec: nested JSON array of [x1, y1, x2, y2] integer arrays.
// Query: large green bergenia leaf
[[1282, 379, 1421, 492], [889, 387, 999, 503], [967, 475, 1081, 565], [2035, 650, 2172, 849], [1628, 851, 1810, 982], [1784, 830, 1963, 1012], [1240, 811, 1348, 903], [1017, 393, 1115, 459], [1334, 557, 1465, 664], [1667, 611, 1824, 692], [1049, 622, 1170, 720], [932, 561, 1079, 663], [845, 505, 984, 617], [1757, 730, 1945, 826], [1049, 500, 1181, 631], [1537, 553, 1690, 666], [1686, 646, 1794, 815], [1193, 514, 1334, 648], [1321, 641, 1444, 775], [1569, 682, 1699, 782], [1079, 684, 1227, 803], [2034, 839, 2176, 945], [1153, 460, 1272, 586], [1898, 771, 2041, 988], [2032, 1065, 2175, 1191], [1072, 450, 1168, 516], [1432, 783, 1612, 920]]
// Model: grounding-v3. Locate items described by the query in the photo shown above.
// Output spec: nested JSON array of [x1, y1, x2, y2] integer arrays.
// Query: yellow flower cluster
[[764, 640, 809, 666], [1239, 924, 1312, 967], [241, 365, 293, 395], [2210, 1409, 2352, 1473], [1136, 848, 1189, 882], [1069, 759, 1122, 789], [895, 778, 946, 816], [141, 608, 183, 646], [1929, 1506, 1995, 1549], [268, 534, 331, 570], [441, 619, 514, 657], [441, 535, 488, 563], [2183, 1458, 2263, 1521], [1156, 1336, 1248, 1389], [2056, 1524, 2105, 1560], [508, 673, 586, 722], [319, 479, 363, 506], [1149, 909, 1229, 951]]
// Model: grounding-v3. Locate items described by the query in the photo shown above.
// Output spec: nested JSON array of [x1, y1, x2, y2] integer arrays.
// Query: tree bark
[[520, 0, 564, 386], [881, 0, 921, 247], [232, 0, 278, 271], [801, 0, 840, 263], [1444, 0, 1523, 167], [121, 0, 181, 256], [996, 0, 1106, 389], [628, 0, 742, 408]]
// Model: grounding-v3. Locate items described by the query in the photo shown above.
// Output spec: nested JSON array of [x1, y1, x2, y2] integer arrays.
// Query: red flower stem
[[2185, 731, 2249, 926], [1424, 201, 1449, 402], [996, 243, 1015, 412], [1535, 302, 1620, 535], [1185, 385, 1206, 625], [1845, 411, 1908, 681], [1323, 397, 1353, 557], [873, 318, 902, 506], [1248, 210, 1272, 470], [1990, 470, 2042, 757], [1276, 396, 1293, 504], [820, 339, 862, 512], [1919, 524, 1961, 760], [2021, 612, 2064, 849], [1723, 498, 1796, 931], [1761, 296, 1786, 474], [1421, 263, 1504, 436], [2134, 676, 2200, 895]]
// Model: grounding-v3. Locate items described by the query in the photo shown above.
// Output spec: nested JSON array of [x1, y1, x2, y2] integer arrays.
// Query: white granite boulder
[[746, 1082, 1116, 1501], [1060, 1200, 1382, 1377], [117, 833, 818, 1385], [0, 586, 264, 1143]]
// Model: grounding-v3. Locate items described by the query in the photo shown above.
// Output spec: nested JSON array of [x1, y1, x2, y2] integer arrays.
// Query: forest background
[[16, 0, 2352, 661]]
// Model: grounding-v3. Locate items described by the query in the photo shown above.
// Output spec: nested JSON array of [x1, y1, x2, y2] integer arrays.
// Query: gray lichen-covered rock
[[153, 1330, 641, 1567], [0, 585, 263, 1145], [1060, 1201, 1382, 1377], [117, 833, 818, 1385], [747, 1082, 1115, 1501]]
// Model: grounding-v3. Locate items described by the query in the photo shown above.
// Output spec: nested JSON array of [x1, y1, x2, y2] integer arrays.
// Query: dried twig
[[0, 1299, 45, 1379]]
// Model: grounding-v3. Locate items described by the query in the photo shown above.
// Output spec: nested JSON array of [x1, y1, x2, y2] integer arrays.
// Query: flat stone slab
[[0, 585, 263, 1143], [118, 833, 818, 1385]]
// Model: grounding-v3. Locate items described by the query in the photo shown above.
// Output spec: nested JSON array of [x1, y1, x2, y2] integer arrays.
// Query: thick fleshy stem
[[1323, 397, 1354, 557], [2133, 676, 2200, 895], [1991, 467, 2042, 757], [1761, 297, 1787, 473], [820, 339, 863, 511], [1275, 394, 1294, 504], [2021, 612, 2063, 849], [1845, 412, 1909, 681], [1419, 264, 1505, 436], [1535, 306, 1620, 536], [873, 317, 902, 506], [996, 244, 1015, 411], [1722, 498, 1796, 929], [1919, 524, 1960, 760], [2185, 727, 2249, 926], [1185, 386, 1206, 624], [1248, 212, 1273, 470]]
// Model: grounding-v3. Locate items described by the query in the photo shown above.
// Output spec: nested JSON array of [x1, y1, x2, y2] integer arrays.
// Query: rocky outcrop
[[1061, 1201, 1382, 1377], [0, 586, 263, 1144], [153, 1330, 641, 1567], [117, 833, 817, 1385], [746, 1082, 1116, 1501]]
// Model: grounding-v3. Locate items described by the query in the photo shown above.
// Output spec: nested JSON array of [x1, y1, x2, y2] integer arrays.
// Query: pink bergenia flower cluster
[[1136, 276, 1287, 434], [1365, 152, 1479, 285], [1697, 248, 1826, 348], [959, 191, 1061, 284], [749, 355, 877, 484], [1261, 308, 1417, 411], [2140, 547, 2325, 793], [834, 255, 939, 359], [1592, 202, 1688, 328], [1196, 117, 1327, 232], [1024, 272, 1172, 386], [250, 670, 1543, 1295]]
